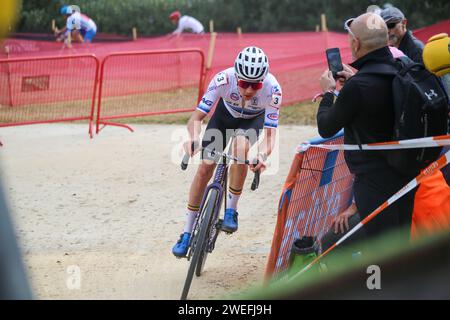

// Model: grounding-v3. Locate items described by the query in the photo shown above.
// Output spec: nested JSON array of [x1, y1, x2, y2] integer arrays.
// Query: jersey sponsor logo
[[224, 100, 240, 107], [202, 98, 213, 107], [230, 93, 240, 101], [267, 113, 279, 121], [207, 85, 217, 92], [272, 85, 281, 94], [265, 122, 278, 128]]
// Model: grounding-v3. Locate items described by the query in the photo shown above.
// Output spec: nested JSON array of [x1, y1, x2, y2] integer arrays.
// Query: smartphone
[[326, 48, 344, 80]]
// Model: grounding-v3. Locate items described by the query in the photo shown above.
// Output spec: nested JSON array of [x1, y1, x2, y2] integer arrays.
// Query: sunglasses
[[344, 18, 357, 39], [387, 22, 400, 29], [237, 79, 263, 90], [345, 17, 400, 34]]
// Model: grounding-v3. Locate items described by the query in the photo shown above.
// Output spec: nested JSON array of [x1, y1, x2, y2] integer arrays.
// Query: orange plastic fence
[[265, 132, 355, 279]]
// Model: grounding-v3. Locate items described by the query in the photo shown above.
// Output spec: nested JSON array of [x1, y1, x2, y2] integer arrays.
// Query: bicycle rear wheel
[[180, 188, 219, 300]]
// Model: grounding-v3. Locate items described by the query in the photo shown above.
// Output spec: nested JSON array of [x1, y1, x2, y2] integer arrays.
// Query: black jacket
[[317, 47, 398, 175], [399, 31, 424, 64]]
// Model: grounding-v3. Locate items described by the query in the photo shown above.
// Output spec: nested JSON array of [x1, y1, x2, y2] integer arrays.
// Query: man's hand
[[320, 70, 337, 92], [336, 64, 355, 87], [249, 153, 267, 173], [167, 33, 180, 39], [332, 202, 358, 234], [183, 140, 200, 157], [55, 29, 64, 42]]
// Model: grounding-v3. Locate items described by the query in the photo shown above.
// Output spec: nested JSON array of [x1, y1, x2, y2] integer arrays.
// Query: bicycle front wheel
[[180, 188, 219, 300], [195, 188, 220, 277]]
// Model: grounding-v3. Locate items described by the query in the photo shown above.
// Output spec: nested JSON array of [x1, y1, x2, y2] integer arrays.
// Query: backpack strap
[[396, 57, 425, 76], [351, 125, 364, 151], [438, 77, 450, 104]]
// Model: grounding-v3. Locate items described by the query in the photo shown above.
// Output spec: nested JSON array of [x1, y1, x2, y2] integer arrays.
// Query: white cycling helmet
[[234, 46, 269, 82]]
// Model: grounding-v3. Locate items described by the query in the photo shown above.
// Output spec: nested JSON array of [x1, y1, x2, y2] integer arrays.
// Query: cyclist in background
[[56, 5, 97, 43], [172, 46, 282, 257], [169, 11, 204, 36]]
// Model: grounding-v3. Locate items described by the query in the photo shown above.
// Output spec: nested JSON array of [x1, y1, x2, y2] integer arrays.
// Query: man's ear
[[402, 19, 408, 30]]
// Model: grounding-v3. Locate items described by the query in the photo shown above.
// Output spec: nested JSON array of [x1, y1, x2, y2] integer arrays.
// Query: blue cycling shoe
[[222, 209, 238, 233], [172, 232, 191, 257]]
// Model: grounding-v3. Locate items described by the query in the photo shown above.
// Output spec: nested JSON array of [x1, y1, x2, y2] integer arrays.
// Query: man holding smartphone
[[316, 13, 418, 243]]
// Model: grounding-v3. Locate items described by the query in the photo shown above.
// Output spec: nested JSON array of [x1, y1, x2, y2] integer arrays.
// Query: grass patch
[[112, 100, 319, 126], [112, 111, 193, 125], [1, 88, 319, 127], [279, 100, 318, 126]]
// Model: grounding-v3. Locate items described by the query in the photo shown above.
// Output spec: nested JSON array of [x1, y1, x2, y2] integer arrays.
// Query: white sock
[[226, 187, 242, 211], [184, 206, 199, 234]]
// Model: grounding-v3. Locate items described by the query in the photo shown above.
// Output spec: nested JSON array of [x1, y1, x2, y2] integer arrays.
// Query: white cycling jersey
[[66, 12, 97, 33], [197, 68, 282, 129], [173, 15, 204, 35]]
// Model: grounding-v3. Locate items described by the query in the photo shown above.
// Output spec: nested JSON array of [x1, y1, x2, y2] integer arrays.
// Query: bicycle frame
[[180, 137, 260, 300]]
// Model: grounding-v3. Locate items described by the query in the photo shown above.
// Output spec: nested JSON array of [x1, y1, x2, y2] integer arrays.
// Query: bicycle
[[179, 138, 260, 300]]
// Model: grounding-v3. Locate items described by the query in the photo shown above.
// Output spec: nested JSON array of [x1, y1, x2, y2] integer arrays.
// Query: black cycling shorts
[[201, 99, 265, 161]]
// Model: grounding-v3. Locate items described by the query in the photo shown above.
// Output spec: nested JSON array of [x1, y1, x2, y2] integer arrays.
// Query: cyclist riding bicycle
[[169, 10, 204, 36], [56, 5, 97, 43], [172, 46, 282, 257]]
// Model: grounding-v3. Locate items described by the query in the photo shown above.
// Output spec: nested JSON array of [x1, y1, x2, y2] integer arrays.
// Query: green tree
[[15, 0, 450, 36]]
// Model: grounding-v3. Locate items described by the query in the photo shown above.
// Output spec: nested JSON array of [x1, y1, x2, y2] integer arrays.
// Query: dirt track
[[0, 123, 317, 299]]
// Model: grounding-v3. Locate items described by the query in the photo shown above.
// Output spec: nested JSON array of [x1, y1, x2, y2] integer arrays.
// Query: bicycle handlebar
[[181, 153, 190, 171], [251, 170, 260, 191], [180, 143, 261, 191], [181, 142, 197, 171]]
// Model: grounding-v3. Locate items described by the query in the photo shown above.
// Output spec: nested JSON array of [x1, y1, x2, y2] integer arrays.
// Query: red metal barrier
[[0, 54, 99, 138], [96, 49, 205, 134]]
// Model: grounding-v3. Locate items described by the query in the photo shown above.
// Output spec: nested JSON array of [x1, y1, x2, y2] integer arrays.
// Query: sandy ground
[[0, 123, 318, 300]]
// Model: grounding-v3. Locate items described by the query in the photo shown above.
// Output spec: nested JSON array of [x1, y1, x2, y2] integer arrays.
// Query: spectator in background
[[411, 33, 450, 240], [321, 33, 450, 250], [380, 7, 424, 63], [316, 13, 418, 243], [56, 5, 97, 43], [169, 11, 204, 36]]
